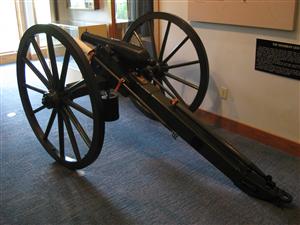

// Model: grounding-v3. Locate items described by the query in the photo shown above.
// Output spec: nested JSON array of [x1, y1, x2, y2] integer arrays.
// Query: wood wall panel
[[188, 0, 297, 31]]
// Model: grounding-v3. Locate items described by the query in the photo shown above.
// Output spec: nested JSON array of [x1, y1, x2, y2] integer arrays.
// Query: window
[[0, 0, 20, 54], [115, 0, 128, 21]]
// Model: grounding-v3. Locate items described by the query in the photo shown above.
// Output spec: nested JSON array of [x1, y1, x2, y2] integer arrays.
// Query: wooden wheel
[[123, 12, 209, 116], [17, 24, 104, 169]]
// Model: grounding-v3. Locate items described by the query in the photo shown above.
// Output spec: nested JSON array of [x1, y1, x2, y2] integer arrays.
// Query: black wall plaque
[[255, 39, 300, 80]]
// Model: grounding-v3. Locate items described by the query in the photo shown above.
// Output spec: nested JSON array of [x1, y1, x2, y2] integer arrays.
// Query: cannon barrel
[[81, 32, 150, 65]]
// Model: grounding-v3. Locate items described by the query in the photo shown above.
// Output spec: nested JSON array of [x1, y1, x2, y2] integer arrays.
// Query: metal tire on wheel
[[17, 24, 104, 169], [123, 12, 209, 116]]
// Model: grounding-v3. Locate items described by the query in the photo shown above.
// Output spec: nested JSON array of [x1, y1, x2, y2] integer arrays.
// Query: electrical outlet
[[220, 87, 228, 100]]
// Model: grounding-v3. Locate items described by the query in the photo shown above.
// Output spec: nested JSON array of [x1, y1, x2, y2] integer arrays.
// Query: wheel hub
[[42, 91, 64, 109], [146, 60, 169, 78], [155, 62, 169, 75]]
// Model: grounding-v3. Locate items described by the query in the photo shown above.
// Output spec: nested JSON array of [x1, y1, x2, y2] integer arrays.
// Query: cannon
[[17, 12, 292, 205]]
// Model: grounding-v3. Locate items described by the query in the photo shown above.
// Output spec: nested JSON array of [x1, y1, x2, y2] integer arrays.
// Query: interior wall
[[159, 1, 300, 143]]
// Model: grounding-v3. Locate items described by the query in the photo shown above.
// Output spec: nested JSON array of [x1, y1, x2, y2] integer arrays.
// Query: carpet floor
[[1, 63, 299, 225]]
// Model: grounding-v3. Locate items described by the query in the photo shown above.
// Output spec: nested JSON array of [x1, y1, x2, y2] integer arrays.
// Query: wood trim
[[52, 0, 60, 22], [153, 0, 160, 12], [109, 0, 116, 38], [196, 109, 300, 157], [0, 52, 17, 64], [153, 0, 160, 54], [94, 0, 100, 10]]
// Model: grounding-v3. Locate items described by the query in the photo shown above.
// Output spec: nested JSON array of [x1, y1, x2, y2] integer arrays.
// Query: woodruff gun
[[17, 12, 292, 206]]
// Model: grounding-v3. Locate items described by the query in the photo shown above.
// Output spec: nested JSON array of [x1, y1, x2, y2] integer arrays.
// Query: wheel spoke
[[33, 105, 47, 114], [159, 21, 171, 62], [153, 77, 175, 99], [162, 77, 185, 104], [46, 34, 59, 86], [133, 31, 144, 48], [165, 72, 199, 90], [31, 38, 53, 85], [23, 58, 49, 89], [25, 84, 46, 94], [62, 108, 81, 161], [163, 36, 189, 63], [59, 50, 70, 90], [64, 106, 91, 148], [166, 60, 200, 70], [65, 99, 93, 119], [43, 109, 57, 139], [148, 20, 157, 60], [58, 111, 65, 159]]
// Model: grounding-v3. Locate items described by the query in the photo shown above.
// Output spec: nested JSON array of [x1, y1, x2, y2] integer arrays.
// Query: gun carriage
[[16, 12, 292, 205]]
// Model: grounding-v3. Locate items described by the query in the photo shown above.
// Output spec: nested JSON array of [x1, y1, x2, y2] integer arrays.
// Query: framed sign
[[67, 0, 99, 10], [255, 39, 300, 80]]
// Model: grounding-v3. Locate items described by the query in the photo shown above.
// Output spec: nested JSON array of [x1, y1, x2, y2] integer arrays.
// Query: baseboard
[[196, 109, 300, 157]]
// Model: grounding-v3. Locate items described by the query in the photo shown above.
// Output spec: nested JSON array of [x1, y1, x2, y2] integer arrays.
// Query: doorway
[[0, 1, 20, 64], [0, 0, 52, 64]]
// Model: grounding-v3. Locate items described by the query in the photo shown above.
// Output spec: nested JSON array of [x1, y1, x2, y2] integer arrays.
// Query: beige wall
[[159, 1, 300, 143]]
